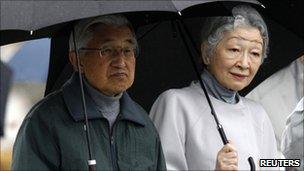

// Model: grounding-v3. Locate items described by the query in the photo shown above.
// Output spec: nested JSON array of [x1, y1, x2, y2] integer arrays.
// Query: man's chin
[[111, 85, 131, 94], [102, 79, 133, 95]]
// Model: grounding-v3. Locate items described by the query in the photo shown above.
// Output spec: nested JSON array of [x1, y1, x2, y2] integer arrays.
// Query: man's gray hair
[[201, 5, 269, 61], [69, 14, 137, 52]]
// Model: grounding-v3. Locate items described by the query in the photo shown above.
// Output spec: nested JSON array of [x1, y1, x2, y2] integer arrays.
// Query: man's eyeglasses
[[79, 46, 136, 58]]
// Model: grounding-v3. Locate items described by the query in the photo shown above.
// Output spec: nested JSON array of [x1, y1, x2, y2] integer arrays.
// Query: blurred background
[[0, 39, 50, 170]]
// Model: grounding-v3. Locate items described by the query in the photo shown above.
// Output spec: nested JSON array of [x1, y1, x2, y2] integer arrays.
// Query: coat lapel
[[62, 73, 102, 121]]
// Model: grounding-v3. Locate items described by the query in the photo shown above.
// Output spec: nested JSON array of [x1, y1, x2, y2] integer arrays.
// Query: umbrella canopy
[[1, 0, 257, 45], [1, 1, 177, 31], [0, 0, 175, 45], [42, 1, 304, 111], [257, 0, 304, 40]]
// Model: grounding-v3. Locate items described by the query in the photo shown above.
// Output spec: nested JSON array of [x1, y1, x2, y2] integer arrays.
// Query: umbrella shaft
[[217, 125, 229, 145], [72, 28, 96, 170], [176, 19, 229, 145]]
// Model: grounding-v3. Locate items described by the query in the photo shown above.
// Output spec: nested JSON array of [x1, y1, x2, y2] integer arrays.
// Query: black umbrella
[[0, 0, 220, 45], [2, 0, 264, 170], [257, 0, 304, 39]]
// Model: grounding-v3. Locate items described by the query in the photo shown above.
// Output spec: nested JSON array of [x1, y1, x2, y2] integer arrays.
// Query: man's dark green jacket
[[12, 74, 166, 170]]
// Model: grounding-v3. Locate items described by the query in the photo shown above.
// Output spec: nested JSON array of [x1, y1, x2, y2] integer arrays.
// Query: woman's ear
[[69, 51, 84, 72], [201, 43, 210, 65]]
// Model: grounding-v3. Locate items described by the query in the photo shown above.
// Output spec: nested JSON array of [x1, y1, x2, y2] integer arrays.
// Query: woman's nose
[[237, 52, 250, 69]]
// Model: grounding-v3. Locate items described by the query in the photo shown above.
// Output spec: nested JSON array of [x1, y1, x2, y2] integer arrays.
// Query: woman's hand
[[215, 141, 238, 171]]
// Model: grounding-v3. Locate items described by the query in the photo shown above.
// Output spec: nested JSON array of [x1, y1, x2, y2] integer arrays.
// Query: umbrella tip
[[30, 30, 34, 35], [178, 11, 182, 16]]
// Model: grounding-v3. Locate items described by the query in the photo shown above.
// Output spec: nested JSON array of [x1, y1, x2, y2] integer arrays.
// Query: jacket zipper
[[108, 116, 120, 171]]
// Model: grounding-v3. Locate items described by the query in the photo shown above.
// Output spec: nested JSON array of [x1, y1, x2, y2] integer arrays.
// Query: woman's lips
[[230, 72, 248, 81]]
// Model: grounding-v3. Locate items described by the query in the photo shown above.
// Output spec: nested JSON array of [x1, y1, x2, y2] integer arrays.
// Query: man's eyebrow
[[125, 38, 136, 44], [101, 38, 136, 45], [100, 39, 113, 43]]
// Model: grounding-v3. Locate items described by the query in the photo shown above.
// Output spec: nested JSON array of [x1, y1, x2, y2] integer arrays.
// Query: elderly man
[[12, 15, 166, 170]]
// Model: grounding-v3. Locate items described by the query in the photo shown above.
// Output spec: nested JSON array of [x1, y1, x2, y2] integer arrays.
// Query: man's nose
[[111, 53, 126, 67]]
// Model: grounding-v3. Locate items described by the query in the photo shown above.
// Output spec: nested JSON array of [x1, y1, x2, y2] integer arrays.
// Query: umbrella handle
[[88, 164, 96, 171], [219, 126, 256, 170], [219, 125, 256, 170], [248, 157, 255, 171]]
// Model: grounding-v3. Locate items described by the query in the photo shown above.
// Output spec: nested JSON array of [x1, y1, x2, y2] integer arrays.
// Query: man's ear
[[69, 51, 83, 72], [201, 43, 210, 65]]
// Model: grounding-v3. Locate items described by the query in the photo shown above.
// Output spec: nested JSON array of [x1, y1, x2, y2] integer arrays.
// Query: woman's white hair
[[201, 5, 269, 61], [69, 14, 138, 52]]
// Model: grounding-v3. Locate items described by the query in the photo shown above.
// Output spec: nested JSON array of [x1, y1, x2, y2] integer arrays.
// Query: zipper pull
[[111, 136, 114, 144]]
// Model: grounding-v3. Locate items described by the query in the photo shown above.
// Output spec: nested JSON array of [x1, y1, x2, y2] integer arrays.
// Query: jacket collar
[[62, 73, 146, 126]]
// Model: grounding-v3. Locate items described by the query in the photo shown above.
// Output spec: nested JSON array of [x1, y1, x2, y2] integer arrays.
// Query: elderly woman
[[150, 5, 277, 170]]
